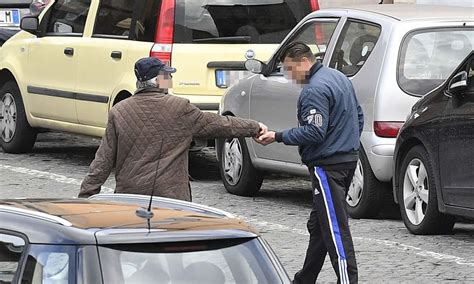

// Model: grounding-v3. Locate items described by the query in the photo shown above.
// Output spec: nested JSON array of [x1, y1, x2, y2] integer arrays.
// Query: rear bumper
[[171, 94, 221, 113], [361, 132, 395, 182]]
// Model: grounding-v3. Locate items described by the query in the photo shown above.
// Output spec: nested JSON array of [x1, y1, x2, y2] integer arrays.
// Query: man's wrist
[[275, 132, 283, 143]]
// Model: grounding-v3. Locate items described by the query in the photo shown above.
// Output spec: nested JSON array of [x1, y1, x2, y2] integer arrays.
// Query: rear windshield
[[174, 0, 312, 44], [99, 238, 283, 284], [398, 28, 474, 96]]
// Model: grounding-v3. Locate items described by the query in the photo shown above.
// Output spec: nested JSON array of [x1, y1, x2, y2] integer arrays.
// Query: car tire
[[0, 81, 37, 153], [398, 145, 455, 235], [216, 137, 263, 196], [346, 147, 384, 219]]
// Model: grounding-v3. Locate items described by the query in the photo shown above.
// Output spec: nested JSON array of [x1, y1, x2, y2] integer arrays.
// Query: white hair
[[136, 76, 158, 89]]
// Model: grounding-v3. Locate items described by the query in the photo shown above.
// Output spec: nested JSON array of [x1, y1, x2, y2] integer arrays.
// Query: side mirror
[[448, 71, 468, 96], [20, 16, 39, 35], [245, 59, 265, 74]]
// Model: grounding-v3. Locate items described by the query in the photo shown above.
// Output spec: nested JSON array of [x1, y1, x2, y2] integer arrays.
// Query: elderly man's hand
[[258, 122, 268, 136], [257, 131, 276, 145]]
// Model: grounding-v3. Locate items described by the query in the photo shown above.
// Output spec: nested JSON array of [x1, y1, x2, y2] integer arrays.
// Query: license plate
[[215, 70, 252, 88], [0, 10, 20, 26]]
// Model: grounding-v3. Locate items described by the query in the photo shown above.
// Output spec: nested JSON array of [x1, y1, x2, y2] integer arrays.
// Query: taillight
[[374, 122, 404, 138], [309, 1, 323, 44], [151, 0, 175, 65], [309, 0, 320, 11]]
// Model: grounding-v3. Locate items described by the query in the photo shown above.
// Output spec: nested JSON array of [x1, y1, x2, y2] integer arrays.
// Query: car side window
[[329, 20, 381, 77], [46, 0, 91, 34], [94, 0, 161, 41], [21, 244, 76, 284], [273, 19, 338, 74], [94, 0, 134, 38], [0, 233, 26, 283]]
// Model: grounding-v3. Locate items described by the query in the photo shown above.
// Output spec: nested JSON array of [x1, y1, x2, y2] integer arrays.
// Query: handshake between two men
[[255, 123, 277, 146]]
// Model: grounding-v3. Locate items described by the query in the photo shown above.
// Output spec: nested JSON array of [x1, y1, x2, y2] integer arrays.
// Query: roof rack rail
[[88, 194, 235, 218], [0, 205, 72, 227]]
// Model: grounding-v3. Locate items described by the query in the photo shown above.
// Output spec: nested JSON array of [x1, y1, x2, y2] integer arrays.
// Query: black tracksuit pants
[[294, 166, 358, 284]]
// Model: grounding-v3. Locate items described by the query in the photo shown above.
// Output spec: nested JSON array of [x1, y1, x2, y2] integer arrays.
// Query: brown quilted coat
[[78, 88, 260, 201]]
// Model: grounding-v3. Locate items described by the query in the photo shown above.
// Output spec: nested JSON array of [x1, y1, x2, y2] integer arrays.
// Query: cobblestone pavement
[[1, 132, 474, 282]]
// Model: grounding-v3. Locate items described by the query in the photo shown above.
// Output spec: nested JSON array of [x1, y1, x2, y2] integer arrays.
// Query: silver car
[[216, 4, 474, 218]]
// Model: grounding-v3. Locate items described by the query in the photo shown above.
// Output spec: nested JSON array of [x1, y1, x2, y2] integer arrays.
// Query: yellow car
[[0, 0, 314, 153]]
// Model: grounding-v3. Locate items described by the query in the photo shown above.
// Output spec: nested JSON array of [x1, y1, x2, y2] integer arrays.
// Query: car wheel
[[216, 137, 263, 196], [0, 81, 37, 153], [398, 145, 455, 235], [346, 147, 384, 219]]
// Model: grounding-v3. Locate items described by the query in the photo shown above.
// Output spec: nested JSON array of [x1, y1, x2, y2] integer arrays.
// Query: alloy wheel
[[223, 138, 243, 186], [347, 159, 364, 207], [403, 158, 429, 225], [0, 93, 17, 143]]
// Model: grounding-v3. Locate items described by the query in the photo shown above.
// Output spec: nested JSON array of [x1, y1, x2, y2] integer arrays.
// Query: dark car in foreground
[[393, 51, 474, 235], [0, 194, 289, 283]]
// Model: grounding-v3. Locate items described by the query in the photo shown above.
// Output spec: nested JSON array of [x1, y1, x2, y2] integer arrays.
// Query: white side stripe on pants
[[314, 167, 350, 284]]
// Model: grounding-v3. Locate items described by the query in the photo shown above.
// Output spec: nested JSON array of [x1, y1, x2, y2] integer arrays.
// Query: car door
[[74, 0, 157, 128], [25, 0, 91, 124], [438, 54, 474, 209], [0, 233, 27, 283], [249, 18, 340, 163]]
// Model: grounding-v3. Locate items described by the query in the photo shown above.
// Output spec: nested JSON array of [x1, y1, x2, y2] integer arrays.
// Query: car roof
[[0, 197, 258, 244], [323, 4, 474, 21]]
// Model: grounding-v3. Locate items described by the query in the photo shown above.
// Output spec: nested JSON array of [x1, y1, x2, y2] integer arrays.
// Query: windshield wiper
[[193, 36, 251, 43]]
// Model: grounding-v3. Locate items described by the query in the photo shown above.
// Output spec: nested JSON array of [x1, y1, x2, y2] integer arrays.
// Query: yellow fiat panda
[[0, 0, 315, 153]]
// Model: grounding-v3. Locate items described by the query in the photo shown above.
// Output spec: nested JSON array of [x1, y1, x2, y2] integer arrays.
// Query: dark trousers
[[294, 166, 358, 284]]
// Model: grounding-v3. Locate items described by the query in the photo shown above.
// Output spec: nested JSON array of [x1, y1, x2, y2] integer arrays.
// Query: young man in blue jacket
[[258, 42, 363, 284]]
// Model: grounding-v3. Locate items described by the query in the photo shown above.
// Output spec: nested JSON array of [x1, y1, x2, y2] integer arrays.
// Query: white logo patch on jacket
[[306, 109, 323, 127]]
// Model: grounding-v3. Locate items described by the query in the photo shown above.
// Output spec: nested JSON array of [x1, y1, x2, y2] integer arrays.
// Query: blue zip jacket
[[275, 62, 364, 167]]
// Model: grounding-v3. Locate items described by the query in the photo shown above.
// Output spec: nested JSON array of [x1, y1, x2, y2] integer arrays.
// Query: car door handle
[[111, 51, 122, 59], [64, 47, 74, 56]]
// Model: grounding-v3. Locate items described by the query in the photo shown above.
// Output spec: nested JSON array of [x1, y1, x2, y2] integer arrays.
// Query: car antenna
[[136, 144, 163, 219]]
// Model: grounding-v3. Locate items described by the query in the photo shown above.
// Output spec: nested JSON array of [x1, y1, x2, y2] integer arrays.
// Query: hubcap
[[347, 159, 364, 207], [0, 93, 17, 143], [222, 138, 243, 186], [403, 158, 429, 225]]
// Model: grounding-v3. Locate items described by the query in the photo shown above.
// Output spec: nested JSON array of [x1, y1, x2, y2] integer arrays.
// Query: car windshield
[[398, 28, 474, 96], [98, 238, 284, 284], [174, 0, 312, 44]]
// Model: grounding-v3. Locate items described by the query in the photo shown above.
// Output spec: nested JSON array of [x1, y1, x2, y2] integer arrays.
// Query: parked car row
[[0, 1, 472, 236], [0, 0, 315, 154], [217, 4, 474, 233]]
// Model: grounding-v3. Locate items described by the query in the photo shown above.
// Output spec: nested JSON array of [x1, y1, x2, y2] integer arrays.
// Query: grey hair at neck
[[136, 76, 158, 89]]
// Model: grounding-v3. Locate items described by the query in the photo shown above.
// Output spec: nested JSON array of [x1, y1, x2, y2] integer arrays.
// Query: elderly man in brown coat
[[79, 57, 266, 201]]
